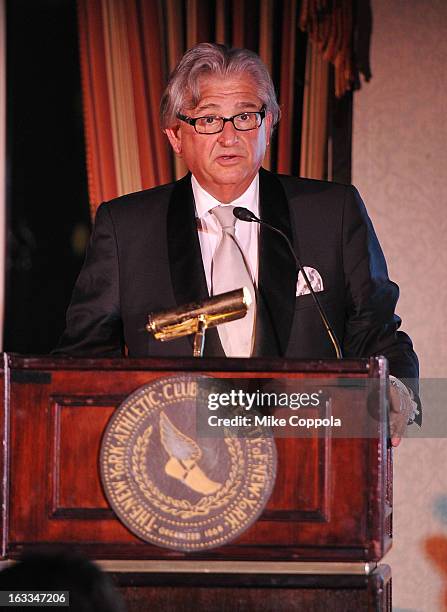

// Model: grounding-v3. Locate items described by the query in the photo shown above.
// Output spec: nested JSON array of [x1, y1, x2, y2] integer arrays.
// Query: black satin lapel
[[253, 168, 296, 356], [167, 174, 225, 357]]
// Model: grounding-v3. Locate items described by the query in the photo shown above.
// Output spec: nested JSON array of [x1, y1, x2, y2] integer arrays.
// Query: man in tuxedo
[[55, 43, 419, 441]]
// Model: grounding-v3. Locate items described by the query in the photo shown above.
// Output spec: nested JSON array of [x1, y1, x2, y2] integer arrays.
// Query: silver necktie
[[211, 205, 256, 357]]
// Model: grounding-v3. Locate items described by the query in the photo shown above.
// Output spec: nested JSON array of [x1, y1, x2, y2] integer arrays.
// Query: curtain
[[77, 0, 353, 217], [300, 41, 329, 180], [78, 0, 172, 217], [299, 0, 354, 99]]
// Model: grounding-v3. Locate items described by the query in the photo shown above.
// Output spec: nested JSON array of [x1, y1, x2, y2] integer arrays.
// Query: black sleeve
[[341, 186, 420, 422], [52, 203, 124, 357]]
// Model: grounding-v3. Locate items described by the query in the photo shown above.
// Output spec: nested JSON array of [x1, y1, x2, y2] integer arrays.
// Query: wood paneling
[[2, 355, 391, 562], [0, 357, 7, 558], [49, 398, 115, 518], [114, 565, 391, 611]]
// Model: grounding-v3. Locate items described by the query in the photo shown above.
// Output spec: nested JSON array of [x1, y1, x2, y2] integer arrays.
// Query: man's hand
[[389, 376, 417, 447]]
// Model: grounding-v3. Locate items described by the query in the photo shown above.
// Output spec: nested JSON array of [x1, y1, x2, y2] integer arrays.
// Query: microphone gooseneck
[[233, 206, 343, 359]]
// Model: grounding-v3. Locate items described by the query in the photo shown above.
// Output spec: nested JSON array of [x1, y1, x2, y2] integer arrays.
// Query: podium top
[[2, 353, 387, 378]]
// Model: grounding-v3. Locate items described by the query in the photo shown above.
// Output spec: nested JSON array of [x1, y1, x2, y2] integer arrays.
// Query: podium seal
[[100, 375, 277, 551]]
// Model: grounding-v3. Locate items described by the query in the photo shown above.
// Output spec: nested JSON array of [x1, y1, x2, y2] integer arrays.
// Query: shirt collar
[[192, 174, 259, 219]]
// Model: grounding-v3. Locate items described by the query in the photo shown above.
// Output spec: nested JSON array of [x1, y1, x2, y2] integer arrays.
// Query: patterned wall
[[352, 1, 447, 610]]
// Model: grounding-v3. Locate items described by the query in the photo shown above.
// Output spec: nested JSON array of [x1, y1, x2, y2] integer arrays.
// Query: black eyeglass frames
[[176, 106, 266, 134]]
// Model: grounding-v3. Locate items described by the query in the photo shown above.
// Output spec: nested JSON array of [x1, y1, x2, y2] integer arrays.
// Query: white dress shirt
[[191, 173, 260, 294]]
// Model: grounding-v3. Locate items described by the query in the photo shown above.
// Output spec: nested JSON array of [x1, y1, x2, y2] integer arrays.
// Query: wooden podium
[[0, 354, 393, 611]]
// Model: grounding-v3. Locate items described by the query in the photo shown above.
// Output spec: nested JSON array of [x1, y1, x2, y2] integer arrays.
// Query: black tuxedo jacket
[[55, 169, 419, 399]]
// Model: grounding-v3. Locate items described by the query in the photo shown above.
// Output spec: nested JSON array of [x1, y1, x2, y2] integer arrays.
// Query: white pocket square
[[296, 267, 324, 296]]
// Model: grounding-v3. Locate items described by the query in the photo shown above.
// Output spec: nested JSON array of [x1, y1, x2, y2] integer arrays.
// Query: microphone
[[233, 207, 258, 223], [233, 206, 343, 359]]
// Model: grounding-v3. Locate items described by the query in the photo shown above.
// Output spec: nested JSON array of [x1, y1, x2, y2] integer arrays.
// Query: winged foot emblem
[[159, 412, 222, 495]]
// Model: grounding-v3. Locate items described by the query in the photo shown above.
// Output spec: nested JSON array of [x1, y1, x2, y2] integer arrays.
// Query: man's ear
[[165, 126, 182, 156]]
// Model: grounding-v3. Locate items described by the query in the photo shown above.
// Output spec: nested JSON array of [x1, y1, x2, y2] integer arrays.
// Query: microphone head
[[233, 206, 258, 223]]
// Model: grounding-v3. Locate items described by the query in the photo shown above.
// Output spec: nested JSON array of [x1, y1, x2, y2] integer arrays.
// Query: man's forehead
[[190, 74, 262, 111]]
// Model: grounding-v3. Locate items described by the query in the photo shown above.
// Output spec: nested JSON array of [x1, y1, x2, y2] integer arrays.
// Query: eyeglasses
[[176, 106, 266, 134]]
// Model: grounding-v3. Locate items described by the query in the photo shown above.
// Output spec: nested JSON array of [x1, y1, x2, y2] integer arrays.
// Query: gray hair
[[160, 43, 281, 132]]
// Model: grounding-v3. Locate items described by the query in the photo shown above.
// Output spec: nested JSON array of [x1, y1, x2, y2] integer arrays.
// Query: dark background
[[5, 0, 90, 354]]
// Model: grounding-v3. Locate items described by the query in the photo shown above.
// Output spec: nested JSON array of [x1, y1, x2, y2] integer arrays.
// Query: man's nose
[[217, 120, 239, 146]]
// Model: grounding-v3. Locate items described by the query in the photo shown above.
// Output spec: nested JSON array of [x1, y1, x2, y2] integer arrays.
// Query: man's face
[[165, 74, 272, 202]]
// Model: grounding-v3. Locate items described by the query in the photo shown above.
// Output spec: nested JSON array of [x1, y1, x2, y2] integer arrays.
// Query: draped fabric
[[300, 41, 329, 180], [77, 0, 353, 216], [77, 0, 172, 217], [299, 0, 354, 98]]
